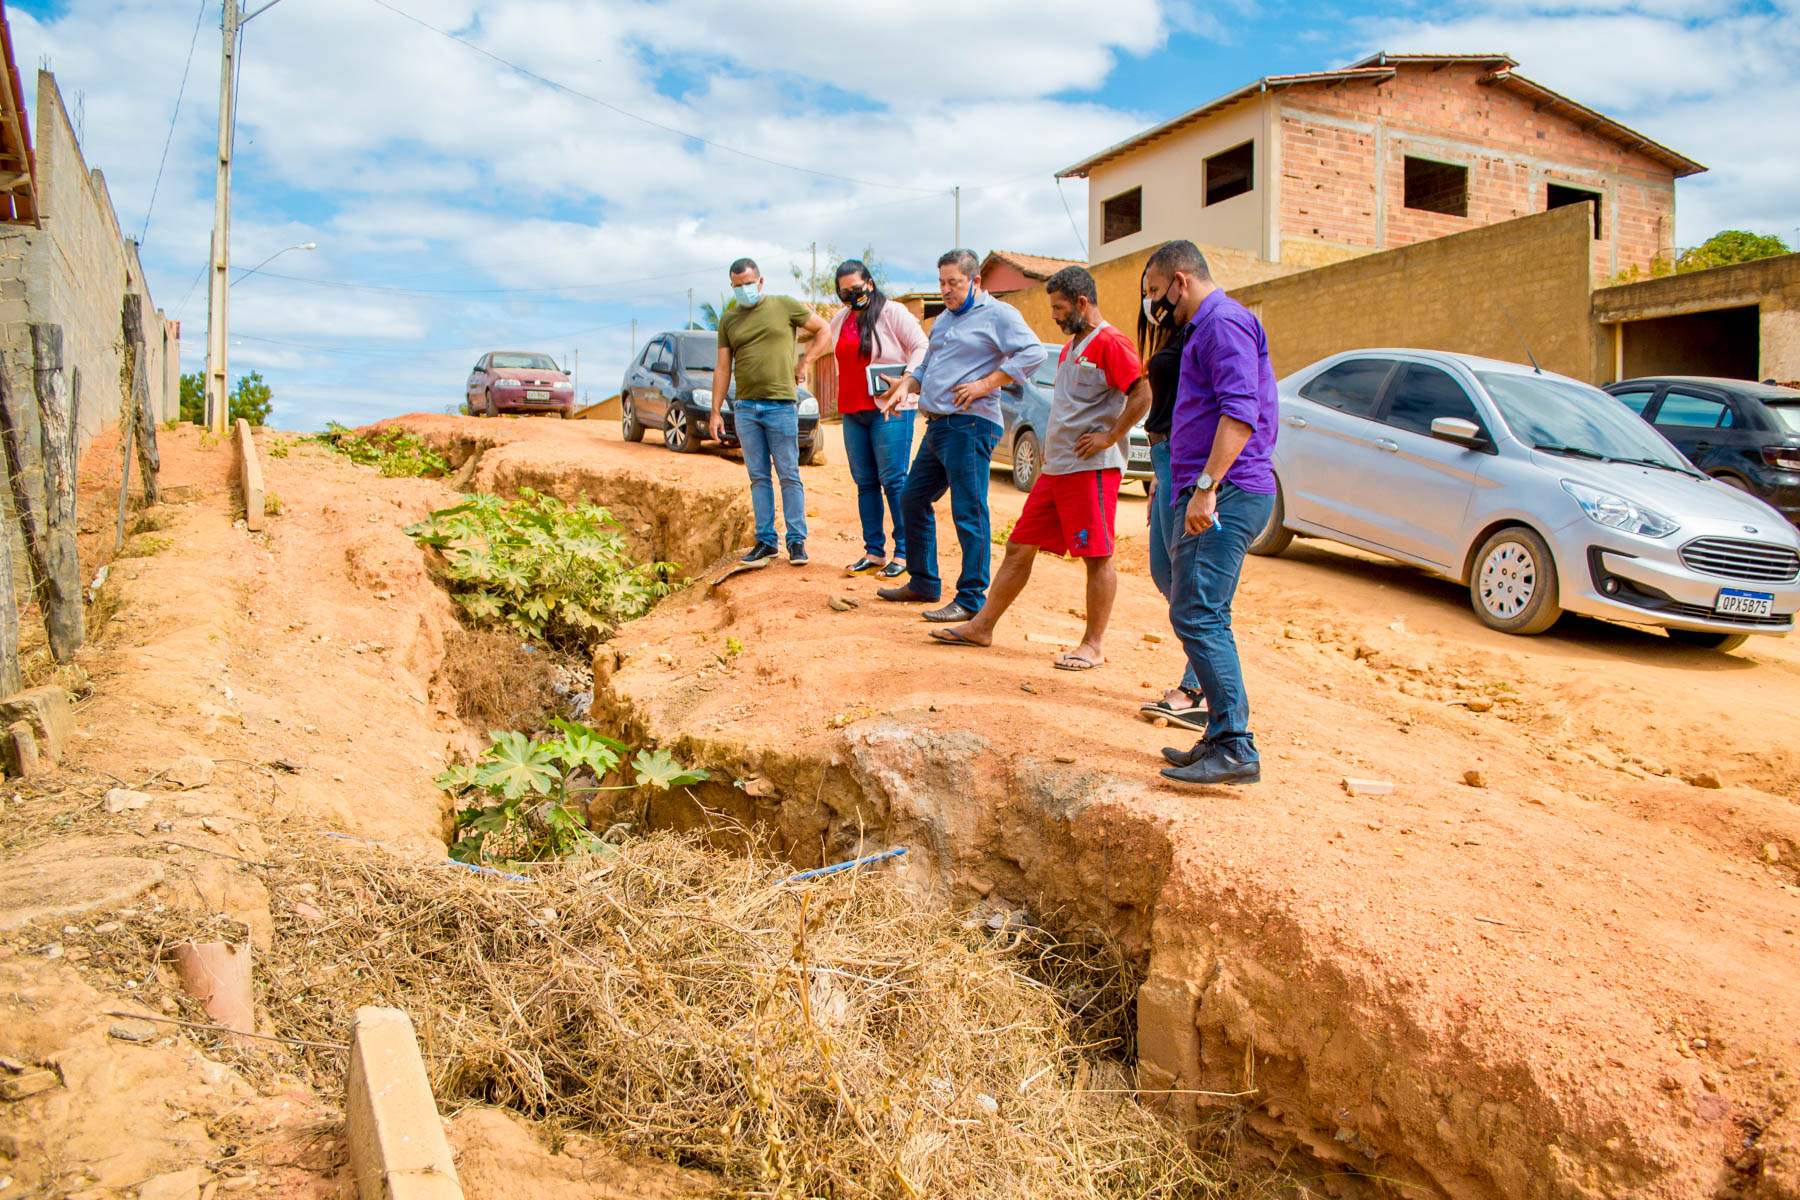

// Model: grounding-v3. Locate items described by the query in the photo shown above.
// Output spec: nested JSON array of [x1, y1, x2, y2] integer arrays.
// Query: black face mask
[[838, 287, 872, 310], [1145, 282, 1180, 329]]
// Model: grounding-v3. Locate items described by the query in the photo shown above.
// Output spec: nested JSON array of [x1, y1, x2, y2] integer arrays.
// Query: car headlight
[[493, 377, 521, 387], [797, 397, 819, 418], [693, 389, 713, 408], [1561, 480, 1680, 538]]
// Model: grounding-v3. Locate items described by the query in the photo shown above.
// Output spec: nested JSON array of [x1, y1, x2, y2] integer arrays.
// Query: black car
[[619, 330, 820, 464], [1604, 376, 1800, 525]]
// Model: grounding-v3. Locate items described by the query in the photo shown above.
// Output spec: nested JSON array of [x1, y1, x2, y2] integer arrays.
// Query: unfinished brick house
[[1057, 53, 1704, 282]]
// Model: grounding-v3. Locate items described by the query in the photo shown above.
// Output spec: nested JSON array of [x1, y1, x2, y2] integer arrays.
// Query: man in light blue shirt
[[877, 249, 1046, 622]]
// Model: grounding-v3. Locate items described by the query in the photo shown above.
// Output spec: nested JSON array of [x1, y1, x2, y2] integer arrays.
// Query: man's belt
[[1146, 431, 1169, 446]]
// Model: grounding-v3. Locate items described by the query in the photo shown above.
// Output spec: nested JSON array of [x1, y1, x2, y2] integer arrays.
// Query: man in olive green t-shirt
[[712, 257, 829, 567]]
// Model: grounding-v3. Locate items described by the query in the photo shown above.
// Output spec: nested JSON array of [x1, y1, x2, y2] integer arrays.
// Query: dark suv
[[619, 330, 820, 464], [1604, 377, 1800, 525]]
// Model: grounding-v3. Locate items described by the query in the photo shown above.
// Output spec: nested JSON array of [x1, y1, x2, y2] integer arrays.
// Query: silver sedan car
[[1252, 349, 1800, 651]]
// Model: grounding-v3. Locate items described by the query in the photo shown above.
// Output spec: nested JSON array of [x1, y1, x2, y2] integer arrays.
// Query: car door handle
[[1284, 416, 1308, 429], [1694, 442, 1713, 452], [1374, 438, 1399, 453]]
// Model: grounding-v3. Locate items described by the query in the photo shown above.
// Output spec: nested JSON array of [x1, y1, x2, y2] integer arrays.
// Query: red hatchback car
[[466, 351, 575, 418]]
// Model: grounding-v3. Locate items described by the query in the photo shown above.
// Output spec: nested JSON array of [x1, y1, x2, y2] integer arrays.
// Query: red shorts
[[1009, 469, 1120, 558]]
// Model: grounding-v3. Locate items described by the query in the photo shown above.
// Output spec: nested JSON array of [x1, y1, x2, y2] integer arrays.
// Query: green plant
[[266, 437, 292, 459], [405, 489, 682, 646], [314, 421, 450, 477], [991, 516, 1016, 545], [725, 636, 744, 657], [264, 493, 283, 517], [179, 370, 274, 425], [179, 371, 204, 425], [438, 720, 706, 865], [198, 430, 219, 450]]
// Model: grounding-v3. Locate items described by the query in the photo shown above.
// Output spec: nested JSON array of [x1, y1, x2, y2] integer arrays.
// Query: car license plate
[[525, 389, 550, 401], [1715, 588, 1774, 618], [1128, 447, 1150, 464]]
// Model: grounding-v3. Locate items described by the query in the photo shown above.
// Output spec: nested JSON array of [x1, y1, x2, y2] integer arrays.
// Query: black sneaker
[[1160, 742, 1260, 786], [741, 543, 779, 567], [787, 541, 809, 566]]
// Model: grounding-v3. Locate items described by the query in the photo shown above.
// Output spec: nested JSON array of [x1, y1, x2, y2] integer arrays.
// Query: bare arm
[[710, 346, 732, 438], [797, 311, 832, 382]]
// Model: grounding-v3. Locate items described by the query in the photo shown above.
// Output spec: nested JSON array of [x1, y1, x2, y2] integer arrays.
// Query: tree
[[230, 371, 273, 426], [792, 243, 890, 305], [697, 296, 729, 331], [1676, 230, 1790, 273], [179, 372, 205, 424], [176, 370, 273, 425]]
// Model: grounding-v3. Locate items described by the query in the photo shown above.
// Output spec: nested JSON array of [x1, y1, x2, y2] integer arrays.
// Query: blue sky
[[9, 0, 1797, 430]]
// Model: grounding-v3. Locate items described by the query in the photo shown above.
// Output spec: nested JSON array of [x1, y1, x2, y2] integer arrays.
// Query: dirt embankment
[[386, 413, 1800, 1200]]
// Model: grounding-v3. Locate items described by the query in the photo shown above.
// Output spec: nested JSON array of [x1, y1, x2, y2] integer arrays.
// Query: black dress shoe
[[923, 602, 976, 623], [877, 585, 932, 603], [1162, 739, 1209, 769], [1160, 743, 1261, 786]]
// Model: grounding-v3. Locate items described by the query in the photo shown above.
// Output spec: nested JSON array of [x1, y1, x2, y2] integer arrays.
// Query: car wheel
[[1011, 430, 1040, 492], [799, 437, 820, 467], [1711, 473, 1751, 493], [664, 405, 701, 453], [1665, 628, 1750, 653], [1469, 526, 1561, 635], [559, 406, 573, 419], [1247, 478, 1294, 557], [621, 396, 644, 442], [484, 390, 498, 418]]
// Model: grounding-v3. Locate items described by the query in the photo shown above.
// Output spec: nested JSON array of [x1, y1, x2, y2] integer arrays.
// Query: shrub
[[436, 720, 705, 865], [314, 421, 449, 477], [405, 489, 681, 646]]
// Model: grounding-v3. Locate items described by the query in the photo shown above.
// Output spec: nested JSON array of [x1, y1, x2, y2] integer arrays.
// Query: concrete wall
[[988, 241, 1305, 348], [1230, 205, 1598, 381], [1592, 252, 1800, 387], [1276, 65, 1677, 281], [0, 71, 175, 455], [1085, 97, 1271, 263]]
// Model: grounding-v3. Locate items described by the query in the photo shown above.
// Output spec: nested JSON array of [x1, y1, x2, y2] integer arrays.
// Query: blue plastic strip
[[315, 830, 532, 883], [782, 846, 907, 884]]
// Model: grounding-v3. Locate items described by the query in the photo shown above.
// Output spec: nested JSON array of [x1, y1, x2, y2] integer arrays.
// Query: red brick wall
[[1277, 64, 1677, 281]]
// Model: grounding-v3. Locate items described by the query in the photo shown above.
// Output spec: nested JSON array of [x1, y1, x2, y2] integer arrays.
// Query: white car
[[1253, 349, 1800, 651]]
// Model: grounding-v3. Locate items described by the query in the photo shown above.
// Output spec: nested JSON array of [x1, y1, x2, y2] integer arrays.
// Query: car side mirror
[[650, 363, 669, 376], [1430, 416, 1488, 449]]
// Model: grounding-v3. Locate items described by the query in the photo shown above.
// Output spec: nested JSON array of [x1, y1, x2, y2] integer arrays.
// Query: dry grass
[[249, 831, 1289, 1200], [440, 626, 564, 732]]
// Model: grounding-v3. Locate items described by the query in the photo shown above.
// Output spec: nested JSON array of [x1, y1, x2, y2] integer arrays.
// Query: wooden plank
[[0, 498, 20, 696], [0, 348, 50, 600], [120, 295, 160, 505], [237, 418, 264, 531], [29, 325, 82, 660]]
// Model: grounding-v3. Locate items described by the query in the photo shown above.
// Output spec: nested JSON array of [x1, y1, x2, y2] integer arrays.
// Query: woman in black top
[[1137, 261, 1205, 731]]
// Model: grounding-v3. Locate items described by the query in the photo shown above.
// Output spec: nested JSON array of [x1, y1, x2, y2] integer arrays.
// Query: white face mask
[[732, 281, 762, 306]]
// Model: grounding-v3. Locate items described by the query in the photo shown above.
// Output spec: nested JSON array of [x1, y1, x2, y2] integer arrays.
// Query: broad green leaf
[[633, 748, 709, 791], [433, 763, 482, 793], [548, 719, 624, 774], [476, 731, 560, 799]]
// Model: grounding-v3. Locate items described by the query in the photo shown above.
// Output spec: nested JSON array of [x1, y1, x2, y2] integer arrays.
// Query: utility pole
[[571, 348, 578, 396], [953, 186, 960, 248], [630, 317, 636, 358], [687, 288, 693, 330], [204, 0, 241, 436], [809, 241, 817, 304]]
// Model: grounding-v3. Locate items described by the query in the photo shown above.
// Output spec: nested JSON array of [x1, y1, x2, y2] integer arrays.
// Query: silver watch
[[1194, 472, 1217, 493]]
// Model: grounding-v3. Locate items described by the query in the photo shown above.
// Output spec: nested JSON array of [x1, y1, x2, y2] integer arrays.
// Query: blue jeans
[[1149, 440, 1201, 693], [899, 414, 1000, 610], [1168, 482, 1276, 757], [842, 408, 915, 560], [734, 399, 807, 548]]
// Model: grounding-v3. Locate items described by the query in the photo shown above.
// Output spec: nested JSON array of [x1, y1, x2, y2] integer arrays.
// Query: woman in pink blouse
[[826, 260, 927, 578]]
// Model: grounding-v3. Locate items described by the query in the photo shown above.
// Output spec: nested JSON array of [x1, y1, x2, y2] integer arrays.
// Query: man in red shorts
[[929, 265, 1149, 669]]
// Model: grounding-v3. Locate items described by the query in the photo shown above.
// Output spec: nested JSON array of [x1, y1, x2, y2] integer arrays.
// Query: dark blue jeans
[[1168, 482, 1276, 757], [842, 408, 915, 560], [899, 414, 1000, 609], [1149, 439, 1201, 693], [734, 399, 806, 548]]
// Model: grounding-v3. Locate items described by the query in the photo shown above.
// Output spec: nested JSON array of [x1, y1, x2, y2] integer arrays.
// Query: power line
[[363, 0, 943, 196], [1055, 177, 1087, 257], [140, 0, 211, 245]]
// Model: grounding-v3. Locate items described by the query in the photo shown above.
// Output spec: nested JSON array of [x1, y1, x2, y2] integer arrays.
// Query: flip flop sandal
[[929, 628, 986, 647], [1054, 653, 1104, 671]]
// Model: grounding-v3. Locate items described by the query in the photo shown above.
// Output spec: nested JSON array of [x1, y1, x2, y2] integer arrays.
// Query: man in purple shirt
[[1141, 240, 1279, 786]]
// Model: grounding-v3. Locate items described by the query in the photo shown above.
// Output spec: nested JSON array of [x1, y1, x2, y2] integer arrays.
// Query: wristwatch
[[1194, 471, 1217, 493]]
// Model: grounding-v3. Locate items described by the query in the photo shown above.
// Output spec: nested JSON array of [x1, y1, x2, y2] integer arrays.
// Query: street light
[[231, 242, 315, 286]]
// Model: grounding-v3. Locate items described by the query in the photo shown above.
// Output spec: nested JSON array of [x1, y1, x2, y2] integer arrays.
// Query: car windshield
[[1768, 404, 1800, 435], [490, 352, 559, 370], [1477, 372, 1695, 473], [677, 336, 717, 371]]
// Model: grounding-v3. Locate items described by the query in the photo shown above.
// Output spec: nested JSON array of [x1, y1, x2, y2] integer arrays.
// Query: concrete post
[[29, 324, 82, 660]]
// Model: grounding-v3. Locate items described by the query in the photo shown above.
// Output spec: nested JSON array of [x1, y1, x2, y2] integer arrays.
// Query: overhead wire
[[140, 0, 210, 245]]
